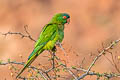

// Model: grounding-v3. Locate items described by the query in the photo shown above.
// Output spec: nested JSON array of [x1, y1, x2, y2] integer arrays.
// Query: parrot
[[16, 13, 70, 78]]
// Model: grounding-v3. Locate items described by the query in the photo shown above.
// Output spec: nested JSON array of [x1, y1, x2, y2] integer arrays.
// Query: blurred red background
[[0, 0, 120, 80]]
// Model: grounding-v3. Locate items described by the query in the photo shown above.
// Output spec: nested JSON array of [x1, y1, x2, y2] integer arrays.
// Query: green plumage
[[16, 13, 70, 78]]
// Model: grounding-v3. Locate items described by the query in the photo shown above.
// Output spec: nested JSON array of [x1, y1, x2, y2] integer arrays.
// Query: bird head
[[50, 13, 70, 25]]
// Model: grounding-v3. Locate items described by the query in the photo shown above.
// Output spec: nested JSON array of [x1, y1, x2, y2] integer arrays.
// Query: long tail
[[16, 53, 38, 78], [16, 45, 44, 78]]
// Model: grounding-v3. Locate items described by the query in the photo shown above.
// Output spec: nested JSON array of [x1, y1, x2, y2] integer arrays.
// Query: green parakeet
[[16, 13, 70, 78]]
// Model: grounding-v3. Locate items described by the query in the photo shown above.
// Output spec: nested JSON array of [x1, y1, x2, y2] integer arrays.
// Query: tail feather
[[16, 44, 44, 78], [16, 54, 37, 78]]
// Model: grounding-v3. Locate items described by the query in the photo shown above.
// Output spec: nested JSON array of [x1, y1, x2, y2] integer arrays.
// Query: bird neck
[[48, 21, 65, 30], [58, 24, 64, 31]]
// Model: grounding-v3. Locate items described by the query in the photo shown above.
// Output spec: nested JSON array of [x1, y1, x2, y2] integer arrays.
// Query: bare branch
[[87, 39, 120, 73], [71, 67, 120, 79], [24, 25, 36, 42], [78, 38, 120, 80], [1, 26, 120, 80], [0, 61, 47, 80], [61, 64, 78, 80], [0, 25, 36, 42], [56, 42, 67, 56]]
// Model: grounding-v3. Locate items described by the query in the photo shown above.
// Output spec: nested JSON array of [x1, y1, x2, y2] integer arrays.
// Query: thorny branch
[[103, 52, 120, 73], [78, 38, 120, 80], [0, 60, 120, 80], [0, 61, 47, 80], [56, 41, 67, 56], [0, 26, 120, 80], [74, 67, 120, 79], [0, 25, 36, 42]]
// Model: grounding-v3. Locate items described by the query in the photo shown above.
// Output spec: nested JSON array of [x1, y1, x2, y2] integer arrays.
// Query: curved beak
[[67, 18, 70, 24]]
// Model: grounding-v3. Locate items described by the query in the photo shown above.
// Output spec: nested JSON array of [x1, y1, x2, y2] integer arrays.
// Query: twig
[[56, 42, 67, 56], [71, 67, 120, 79], [31, 66, 48, 80], [0, 61, 25, 65], [78, 38, 120, 80], [0, 25, 36, 42], [110, 52, 120, 73], [61, 64, 78, 80], [24, 25, 36, 42], [87, 39, 120, 73], [52, 52, 55, 69], [1, 26, 120, 80], [0, 61, 47, 80]]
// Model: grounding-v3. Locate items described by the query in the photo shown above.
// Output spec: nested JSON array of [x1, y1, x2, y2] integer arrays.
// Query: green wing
[[16, 23, 58, 78], [28, 23, 58, 59], [34, 24, 57, 48]]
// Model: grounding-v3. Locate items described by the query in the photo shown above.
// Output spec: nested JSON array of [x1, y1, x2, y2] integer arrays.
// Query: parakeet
[[16, 13, 70, 78]]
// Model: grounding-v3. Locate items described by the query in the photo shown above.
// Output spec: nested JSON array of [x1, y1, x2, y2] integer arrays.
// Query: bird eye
[[63, 16, 67, 19]]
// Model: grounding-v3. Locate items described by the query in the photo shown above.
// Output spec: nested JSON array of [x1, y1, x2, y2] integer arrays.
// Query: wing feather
[[35, 24, 57, 48]]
